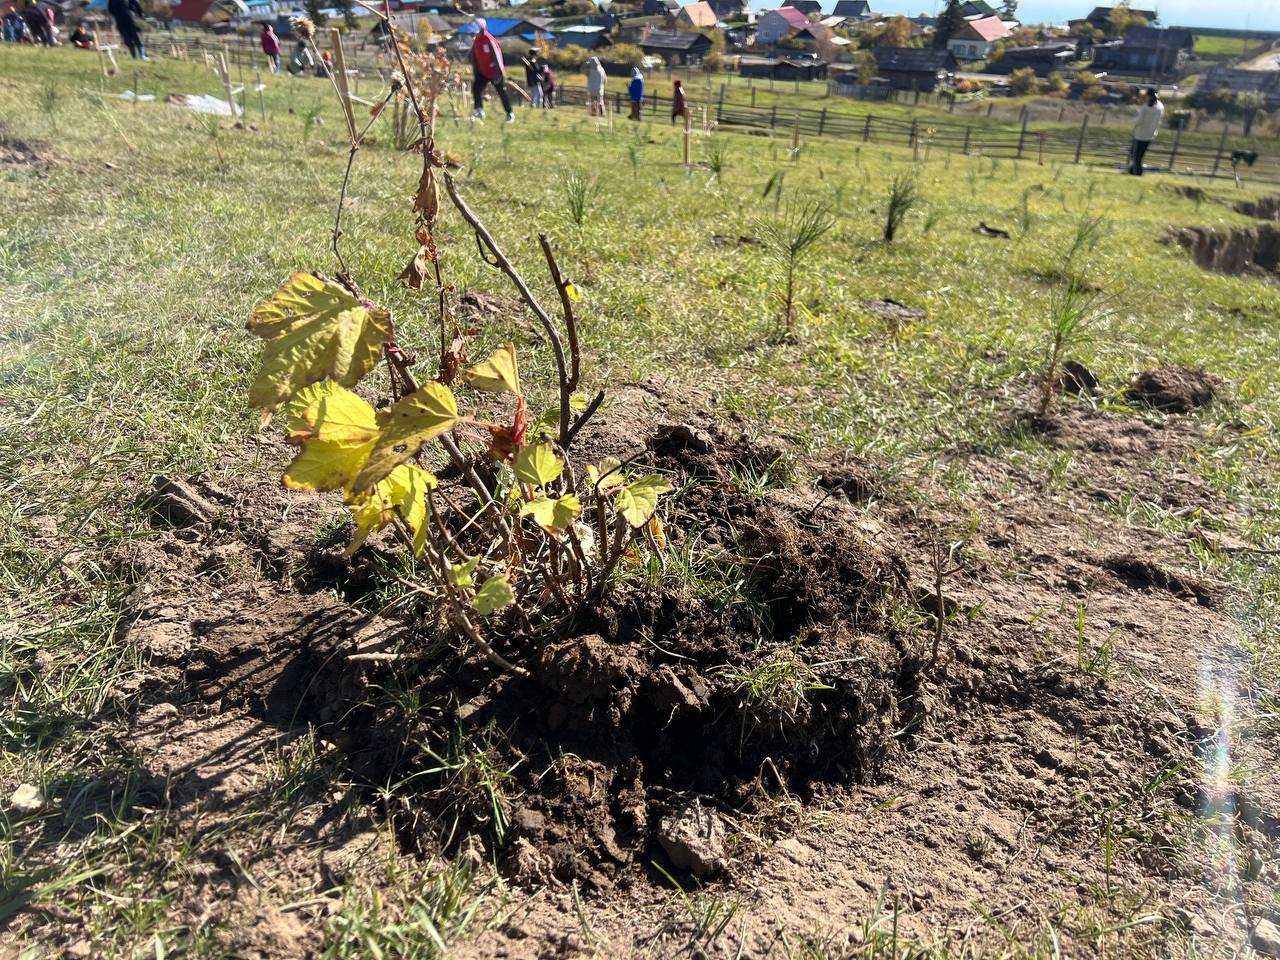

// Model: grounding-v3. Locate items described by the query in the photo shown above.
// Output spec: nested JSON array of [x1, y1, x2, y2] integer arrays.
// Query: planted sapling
[[758, 198, 834, 339]]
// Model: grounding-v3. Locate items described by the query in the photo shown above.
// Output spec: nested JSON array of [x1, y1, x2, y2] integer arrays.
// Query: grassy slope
[[3, 44, 1280, 954]]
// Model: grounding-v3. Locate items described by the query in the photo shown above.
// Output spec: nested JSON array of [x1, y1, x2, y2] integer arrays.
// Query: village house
[[554, 23, 613, 49], [707, 0, 749, 18], [639, 29, 713, 64], [1196, 66, 1280, 111], [831, 0, 872, 18], [873, 46, 956, 91], [958, 0, 999, 18], [675, 0, 718, 29], [642, 0, 680, 16], [946, 14, 1012, 61], [738, 54, 828, 80], [1080, 5, 1157, 31], [780, 0, 823, 16], [756, 6, 810, 46], [985, 40, 1077, 76], [1092, 25, 1193, 77]]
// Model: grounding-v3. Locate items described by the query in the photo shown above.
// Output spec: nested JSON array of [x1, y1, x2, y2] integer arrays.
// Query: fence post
[[817, 107, 826, 137], [963, 126, 971, 154], [1016, 109, 1028, 159], [717, 84, 725, 123], [751, 87, 756, 107], [614, 91, 620, 115], [683, 108, 691, 165], [651, 90, 656, 115], [863, 114, 872, 142], [1074, 114, 1088, 163], [770, 104, 776, 128], [791, 112, 800, 160], [1211, 122, 1230, 177], [1167, 119, 1183, 171]]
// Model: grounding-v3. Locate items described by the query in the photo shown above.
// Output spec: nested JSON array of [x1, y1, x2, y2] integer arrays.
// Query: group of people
[[466, 20, 688, 126], [2, 0, 58, 46], [3, 0, 144, 57]]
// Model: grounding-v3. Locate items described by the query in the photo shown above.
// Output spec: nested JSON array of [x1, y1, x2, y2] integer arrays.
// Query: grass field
[[1192, 34, 1258, 58], [4, 43, 1280, 957]]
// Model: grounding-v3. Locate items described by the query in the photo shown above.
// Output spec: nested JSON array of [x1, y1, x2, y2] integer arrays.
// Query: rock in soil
[[658, 800, 726, 876], [1252, 918, 1280, 957], [1128, 365, 1222, 413], [861, 298, 925, 329], [9, 783, 44, 815]]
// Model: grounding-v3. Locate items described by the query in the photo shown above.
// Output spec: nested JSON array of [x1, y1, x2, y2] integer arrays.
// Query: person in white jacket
[[1129, 87, 1164, 176]]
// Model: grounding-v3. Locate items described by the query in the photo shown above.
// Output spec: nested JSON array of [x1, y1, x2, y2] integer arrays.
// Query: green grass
[[3, 43, 1280, 955], [1193, 34, 1256, 58]]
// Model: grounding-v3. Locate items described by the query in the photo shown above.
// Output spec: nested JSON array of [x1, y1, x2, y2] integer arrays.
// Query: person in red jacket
[[260, 23, 281, 73], [470, 18, 514, 123]]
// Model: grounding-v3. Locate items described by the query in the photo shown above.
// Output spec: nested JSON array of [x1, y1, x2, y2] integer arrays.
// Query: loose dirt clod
[[1128, 364, 1222, 412], [711, 234, 762, 247], [861, 298, 925, 329], [1171, 224, 1280, 277], [658, 800, 726, 876], [974, 222, 1011, 239], [0, 124, 48, 167], [146, 476, 221, 528], [1060, 359, 1100, 396], [1253, 919, 1280, 958]]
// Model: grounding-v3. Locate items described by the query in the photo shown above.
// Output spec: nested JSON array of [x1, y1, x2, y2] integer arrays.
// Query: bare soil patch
[[0, 124, 49, 168], [1235, 195, 1280, 221], [1128, 364, 1223, 413], [21, 385, 1280, 956]]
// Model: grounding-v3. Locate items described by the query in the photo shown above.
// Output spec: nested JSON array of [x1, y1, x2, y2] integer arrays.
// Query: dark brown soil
[[1163, 184, 1210, 204], [861, 298, 925, 330], [1236, 196, 1280, 221], [0, 124, 48, 167], [1171, 224, 1280, 277], [1129, 364, 1222, 413]]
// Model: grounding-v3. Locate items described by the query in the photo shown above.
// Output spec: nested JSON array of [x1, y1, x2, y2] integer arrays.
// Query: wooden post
[[133, 69, 138, 108], [1038, 131, 1046, 165], [717, 84, 725, 123], [790, 111, 800, 161], [1211, 122, 1230, 177], [770, 104, 776, 128], [962, 126, 971, 155], [1058, 105, 1065, 122], [986, 101, 993, 118], [1074, 114, 1088, 163], [257, 69, 266, 122], [1167, 119, 1183, 171], [751, 87, 756, 108], [683, 108, 691, 166], [817, 107, 825, 137], [217, 52, 238, 117], [1016, 110, 1028, 159], [863, 114, 872, 142], [330, 28, 357, 141]]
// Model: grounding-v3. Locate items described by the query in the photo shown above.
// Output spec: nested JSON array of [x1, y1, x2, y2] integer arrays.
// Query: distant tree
[[1106, 1, 1149, 37], [1044, 70, 1069, 95], [933, 0, 963, 49], [1238, 90, 1267, 134], [855, 48, 876, 83], [701, 28, 726, 69], [877, 15, 911, 47], [1000, 0, 1017, 19], [1008, 66, 1039, 95], [336, 0, 356, 28], [303, 0, 328, 27]]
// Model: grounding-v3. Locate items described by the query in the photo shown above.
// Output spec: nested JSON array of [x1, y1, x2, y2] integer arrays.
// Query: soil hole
[[1171, 225, 1280, 278]]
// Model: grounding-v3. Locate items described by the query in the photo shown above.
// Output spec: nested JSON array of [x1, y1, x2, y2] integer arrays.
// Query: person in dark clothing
[[671, 78, 687, 125], [107, 0, 146, 59], [20, 1, 54, 45], [541, 64, 556, 108], [524, 52, 545, 108], [70, 22, 94, 47]]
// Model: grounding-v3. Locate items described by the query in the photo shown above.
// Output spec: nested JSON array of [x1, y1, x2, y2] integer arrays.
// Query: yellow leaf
[[587, 457, 626, 493], [615, 474, 673, 528], [286, 381, 379, 445], [344, 463, 437, 556], [247, 273, 393, 412], [512, 443, 563, 487], [284, 438, 375, 493], [564, 282, 581, 302], [463, 344, 521, 396], [353, 382, 459, 492], [520, 494, 582, 535], [647, 514, 668, 550]]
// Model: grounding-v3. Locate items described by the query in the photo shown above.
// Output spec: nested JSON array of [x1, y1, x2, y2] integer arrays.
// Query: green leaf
[[472, 575, 514, 616], [286, 380, 379, 445], [512, 443, 563, 487], [353, 382, 459, 492], [587, 457, 625, 493], [615, 474, 673, 528], [447, 556, 479, 588], [463, 344, 521, 396], [520, 494, 582, 535], [248, 273, 393, 412]]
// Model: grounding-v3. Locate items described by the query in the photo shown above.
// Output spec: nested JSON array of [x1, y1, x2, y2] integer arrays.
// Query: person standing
[[627, 66, 644, 121], [524, 52, 545, 108], [1129, 87, 1164, 176], [107, 0, 145, 59], [584, 55, 606, 116], [470, 18, 514, 123], [671, 77, 687, 125], [542, 63, 557, 108], [20, 0, 54, 45], [260, 22, 281, 73]]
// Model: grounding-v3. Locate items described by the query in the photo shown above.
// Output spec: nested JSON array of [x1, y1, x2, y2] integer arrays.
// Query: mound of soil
[[1128, 364, 1222, 413], [861, 298, 924, 329], [1236, 196, 1280, 221], [0, 124, 48, 167], [1171, 224, 1280, 277], [1163, 184, 1209, 204]]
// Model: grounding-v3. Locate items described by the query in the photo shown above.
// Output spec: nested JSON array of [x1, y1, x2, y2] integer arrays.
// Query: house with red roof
[[756, 5, 810, 46], [947, 14, 1012, 62]]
